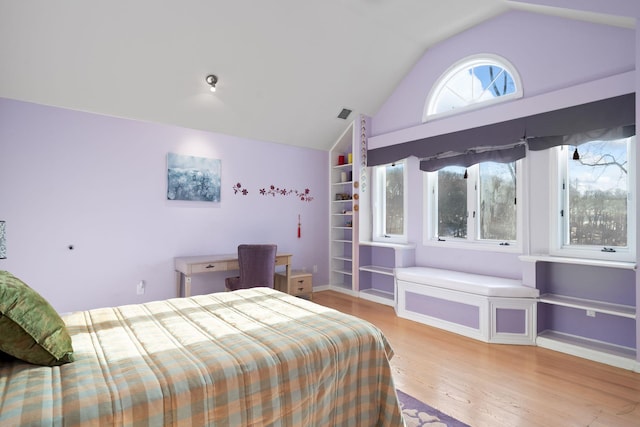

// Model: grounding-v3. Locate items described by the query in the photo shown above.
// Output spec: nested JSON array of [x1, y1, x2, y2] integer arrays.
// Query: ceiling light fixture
[[206, 74, 218, 92]]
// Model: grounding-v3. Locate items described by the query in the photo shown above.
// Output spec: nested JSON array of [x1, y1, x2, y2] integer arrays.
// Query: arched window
[[424, 54, 522, 122]]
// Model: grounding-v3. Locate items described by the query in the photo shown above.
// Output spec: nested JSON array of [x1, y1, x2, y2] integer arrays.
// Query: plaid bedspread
[[0, 288, 403, 426]]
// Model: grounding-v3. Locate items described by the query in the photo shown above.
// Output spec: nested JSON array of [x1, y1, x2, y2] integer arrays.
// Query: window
[[435, 166, 467, 238], [424, 54, 522, 122], [425, 161, 521, 249], [372, 160, 407, 243], [478, 162, 517, 241], [552, 135, 636, 261]]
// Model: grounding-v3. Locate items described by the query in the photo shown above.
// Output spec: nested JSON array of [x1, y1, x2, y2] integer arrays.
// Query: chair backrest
[[237, 244, 277, 289]]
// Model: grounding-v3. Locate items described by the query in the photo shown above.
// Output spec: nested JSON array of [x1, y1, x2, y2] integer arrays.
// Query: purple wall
[[372, 10, 635, 137], [538, 304, 636, 348], [405, 291, 480, 329], [368, 7, 640, 359], [536, 263, 635, 305], [496, 309, 526, 334], [370, 10, 636, 280], [0, 98, 329, 313]]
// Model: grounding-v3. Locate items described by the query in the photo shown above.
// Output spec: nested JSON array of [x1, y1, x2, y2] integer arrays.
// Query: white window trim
[[549, 143, 636, 263], [422, 161, 524, 253], [423, 53, 523, 123], [372, 159, 408, 244]]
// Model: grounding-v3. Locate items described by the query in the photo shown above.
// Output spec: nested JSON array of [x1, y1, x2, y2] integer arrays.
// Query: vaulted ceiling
[[0, 1, 634, 151]]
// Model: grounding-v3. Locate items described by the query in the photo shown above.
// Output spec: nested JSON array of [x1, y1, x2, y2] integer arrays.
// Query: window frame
[[372, 159, 408, 244], [423, 53, 523, 123], [423, 160, 524, 253], [549, 140, 636, 262]]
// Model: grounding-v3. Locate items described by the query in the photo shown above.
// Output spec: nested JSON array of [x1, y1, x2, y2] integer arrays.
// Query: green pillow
[[0, 271, 73, 366]]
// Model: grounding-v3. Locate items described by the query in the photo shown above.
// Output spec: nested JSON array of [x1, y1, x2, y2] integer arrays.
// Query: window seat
[[395, 267, 538, 298], [395, 266, 538, 345]]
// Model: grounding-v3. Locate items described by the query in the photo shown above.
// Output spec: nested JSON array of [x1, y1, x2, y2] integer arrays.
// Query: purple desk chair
[[225, 244, 277, 291]]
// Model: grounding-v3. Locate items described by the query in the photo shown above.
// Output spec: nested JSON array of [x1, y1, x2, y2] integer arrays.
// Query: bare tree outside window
[[567, 139, 629, 247], [437, 167, 467, 238], [426, 56, 522, 122], [384, 163, 404, 235], [436, 162, 517, 242], [479, 162, 516, 241]]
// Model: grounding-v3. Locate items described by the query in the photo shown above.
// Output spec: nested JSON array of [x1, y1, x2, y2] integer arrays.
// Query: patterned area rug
[[397, 390, 470, 427]]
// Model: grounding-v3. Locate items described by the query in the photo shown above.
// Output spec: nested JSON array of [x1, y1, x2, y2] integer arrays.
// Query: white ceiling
[[0, 1, 634, 151]]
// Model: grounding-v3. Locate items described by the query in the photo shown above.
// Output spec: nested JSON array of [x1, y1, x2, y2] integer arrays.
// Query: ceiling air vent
[[337, 108, 352, 120]]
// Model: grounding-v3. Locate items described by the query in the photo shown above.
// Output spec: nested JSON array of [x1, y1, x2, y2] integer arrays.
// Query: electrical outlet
[[586, 309, 596, 317], [313, 265, 318, 273], [137, 280, 145, 295]]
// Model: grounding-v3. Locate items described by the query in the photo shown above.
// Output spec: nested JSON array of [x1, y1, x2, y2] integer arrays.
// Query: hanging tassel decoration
[[573, 147, 580, 160], [297, 214, 301, 238]]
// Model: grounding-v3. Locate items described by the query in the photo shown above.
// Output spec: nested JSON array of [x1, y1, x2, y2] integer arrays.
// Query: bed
[[0, 286, 403, 426]]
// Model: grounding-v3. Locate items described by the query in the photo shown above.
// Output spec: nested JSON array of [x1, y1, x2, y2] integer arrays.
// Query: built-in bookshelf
[[520, 255, 638, 371], [329, 121, 358, 294], [358, 241, 415, 306]]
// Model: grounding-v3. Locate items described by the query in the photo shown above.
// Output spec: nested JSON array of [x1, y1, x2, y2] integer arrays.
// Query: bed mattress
[[0, 287, 402, 426]]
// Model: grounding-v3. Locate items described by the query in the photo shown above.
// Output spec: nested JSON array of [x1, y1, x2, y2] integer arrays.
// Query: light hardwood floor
[[312, 290, 640, 427]]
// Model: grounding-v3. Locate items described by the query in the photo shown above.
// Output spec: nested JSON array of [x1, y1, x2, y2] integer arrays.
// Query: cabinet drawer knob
[[205, 264, 215, 269]]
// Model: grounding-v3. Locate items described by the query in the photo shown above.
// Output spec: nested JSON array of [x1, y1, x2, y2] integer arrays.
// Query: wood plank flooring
[[312, 290, 640, 427]]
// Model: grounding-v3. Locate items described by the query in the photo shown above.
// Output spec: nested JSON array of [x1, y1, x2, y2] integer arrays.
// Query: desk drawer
[[227, 259, 282, 271], [275, 255, 291, 267], [191, 261, 228, 274], [289, 275, 312, 296]]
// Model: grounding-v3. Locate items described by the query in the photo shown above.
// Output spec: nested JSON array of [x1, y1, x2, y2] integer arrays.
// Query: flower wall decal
[[232, 182, 248, 195], [233, 183, 313, 202]]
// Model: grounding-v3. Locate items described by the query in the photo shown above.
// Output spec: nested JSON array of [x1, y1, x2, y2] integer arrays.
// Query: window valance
[[526, 93, 635, 150], [419, 142, 525, 172], [367, 93, 635, 170]]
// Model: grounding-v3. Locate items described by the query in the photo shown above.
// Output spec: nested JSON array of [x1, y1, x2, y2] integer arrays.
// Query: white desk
[[174, 253, 293, 297]]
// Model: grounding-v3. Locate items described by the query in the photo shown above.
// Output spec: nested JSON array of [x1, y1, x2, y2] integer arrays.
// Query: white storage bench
[[395, 267, 539, 345]]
